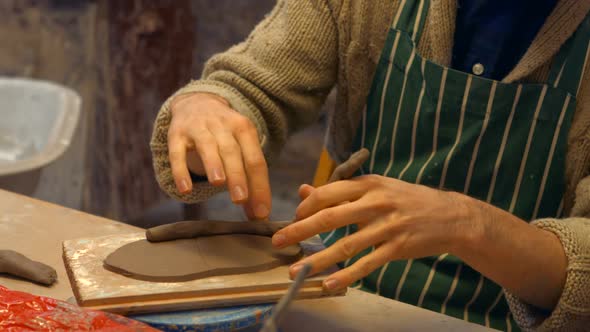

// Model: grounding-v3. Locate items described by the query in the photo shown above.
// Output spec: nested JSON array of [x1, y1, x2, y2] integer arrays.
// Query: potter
[[151, 0, 590, 331]]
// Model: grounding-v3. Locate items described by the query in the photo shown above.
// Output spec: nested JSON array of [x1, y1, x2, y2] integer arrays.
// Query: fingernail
[[211, 168, 224, 182], [272, 234, 286, 247], [179, 179, 190, 193], [255, 204, 269, 219], [233, 186, 246, 201], [324, 279, 339, 290]]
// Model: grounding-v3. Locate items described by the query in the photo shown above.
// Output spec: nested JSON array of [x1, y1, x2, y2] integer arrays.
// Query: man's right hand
[[167, 92, 271, 220]]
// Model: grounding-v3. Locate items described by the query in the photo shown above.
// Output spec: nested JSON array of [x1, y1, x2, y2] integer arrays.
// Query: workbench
[[0, 189, 494, 331]]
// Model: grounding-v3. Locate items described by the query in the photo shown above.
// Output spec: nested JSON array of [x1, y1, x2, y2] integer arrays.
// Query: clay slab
[[104, 234, 302, 282]]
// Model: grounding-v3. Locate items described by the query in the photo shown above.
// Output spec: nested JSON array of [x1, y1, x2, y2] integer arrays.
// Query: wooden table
[[0, 189, 494, 331], [0, 189, 142, 300]]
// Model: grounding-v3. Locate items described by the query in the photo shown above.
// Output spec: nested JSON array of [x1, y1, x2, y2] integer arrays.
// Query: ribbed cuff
[[504, 217, 590, 331]]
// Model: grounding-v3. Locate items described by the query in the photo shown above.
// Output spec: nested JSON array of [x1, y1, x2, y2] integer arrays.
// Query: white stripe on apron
[[369, 33, 402, 173], [487, 86, 523, 203], [532, 95, 572, 220], [416, 68, 448, 184], [509, 86, 548, 213]]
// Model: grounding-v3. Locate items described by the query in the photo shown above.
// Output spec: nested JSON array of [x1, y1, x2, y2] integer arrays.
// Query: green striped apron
[[320, 1, 590, 331]]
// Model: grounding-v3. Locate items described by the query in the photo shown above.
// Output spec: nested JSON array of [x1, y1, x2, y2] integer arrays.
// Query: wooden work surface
[[0, 189, 494, 331], [63, 233, 333, 315], [0, 189, 141, 300]]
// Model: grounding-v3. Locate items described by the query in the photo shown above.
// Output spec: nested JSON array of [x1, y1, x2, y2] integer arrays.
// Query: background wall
[[0, 0, 325, 225]]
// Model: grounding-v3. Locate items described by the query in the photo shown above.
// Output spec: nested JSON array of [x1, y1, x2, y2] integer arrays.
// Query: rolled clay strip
[[146, 220, 292, 242], [0, 250, 57, 286], [328, 148, 370, 183]]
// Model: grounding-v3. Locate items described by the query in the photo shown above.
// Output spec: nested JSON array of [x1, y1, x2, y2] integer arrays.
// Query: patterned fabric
[[321, 0, 590, 330]]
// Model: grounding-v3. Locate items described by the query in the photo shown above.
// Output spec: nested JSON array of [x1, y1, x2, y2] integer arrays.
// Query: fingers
[[295, 180, 366, 220], [272, 199, 372, 248], [242, 202, 257, 221], [209, 120, 249, 204], [235, 117, 271, 220], [168, 133, 192, 194], [167, 93, 269, 209], [322, 241, 394, 291], [189, 128, 225, 186], [288, 224, 388, 278]]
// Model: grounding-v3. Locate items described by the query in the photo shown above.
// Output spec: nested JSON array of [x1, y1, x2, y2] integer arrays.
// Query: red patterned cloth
[[0, 285, 159, 331]]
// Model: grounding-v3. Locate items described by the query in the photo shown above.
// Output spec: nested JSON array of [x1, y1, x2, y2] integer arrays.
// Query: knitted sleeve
[[150, 0, 339, 203], [504, 176, 590, 331]]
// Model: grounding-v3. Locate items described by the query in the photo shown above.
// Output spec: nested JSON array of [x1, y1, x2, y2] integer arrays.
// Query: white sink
[[0, 77, 80, 176]]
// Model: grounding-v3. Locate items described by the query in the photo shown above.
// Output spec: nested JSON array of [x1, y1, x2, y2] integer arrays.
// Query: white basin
[[0, 77, 81, 176]]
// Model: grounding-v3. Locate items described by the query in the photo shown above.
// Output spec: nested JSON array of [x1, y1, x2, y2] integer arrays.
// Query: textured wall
[[85, 0, 195, 220], [0, 0, 97, 210], [0, 0, 195, 220], [0, 0, 323, 221]]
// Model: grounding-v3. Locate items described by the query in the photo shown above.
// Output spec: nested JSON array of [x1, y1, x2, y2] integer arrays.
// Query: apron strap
[[391, 0, 430, 44], [547, 12, 590, 97]]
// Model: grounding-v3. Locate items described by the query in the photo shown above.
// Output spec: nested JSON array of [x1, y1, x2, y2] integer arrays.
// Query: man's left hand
[[271, 175, 484, 291]]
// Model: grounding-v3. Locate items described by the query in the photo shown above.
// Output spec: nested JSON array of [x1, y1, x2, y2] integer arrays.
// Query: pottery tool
[[261, 263, 312, 332]]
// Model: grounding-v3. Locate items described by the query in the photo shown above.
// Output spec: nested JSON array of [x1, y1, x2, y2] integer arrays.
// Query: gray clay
[[146, 220, 292, 242], [104, 234, 302, 282], [0, 250, 57, 286]]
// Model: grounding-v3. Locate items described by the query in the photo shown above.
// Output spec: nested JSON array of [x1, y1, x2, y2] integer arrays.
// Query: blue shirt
[[452, 0, 558, 80]]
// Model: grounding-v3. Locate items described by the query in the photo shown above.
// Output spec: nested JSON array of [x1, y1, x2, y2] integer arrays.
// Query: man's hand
[[167, 92, 271, 220], [273, 175, 567, 311], [272, 175, 477, 291]]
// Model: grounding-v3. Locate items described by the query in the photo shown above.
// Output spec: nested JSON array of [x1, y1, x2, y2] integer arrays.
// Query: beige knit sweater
[[151, 0, 590, 330]]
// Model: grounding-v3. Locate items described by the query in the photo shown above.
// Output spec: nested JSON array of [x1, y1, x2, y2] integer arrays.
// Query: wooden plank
[[82, 286, 326, 316], [63, 233, 343, 315]]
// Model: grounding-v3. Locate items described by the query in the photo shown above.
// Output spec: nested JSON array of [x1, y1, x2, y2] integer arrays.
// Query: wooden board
[[63, 233, 343, 315]]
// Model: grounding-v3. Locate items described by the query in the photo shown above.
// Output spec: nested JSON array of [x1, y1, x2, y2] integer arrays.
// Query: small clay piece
[[0, 250, 57, 286], [146, 220, 291, 243], [104, 234, 302, 282], [328, 148, 370, 183]]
